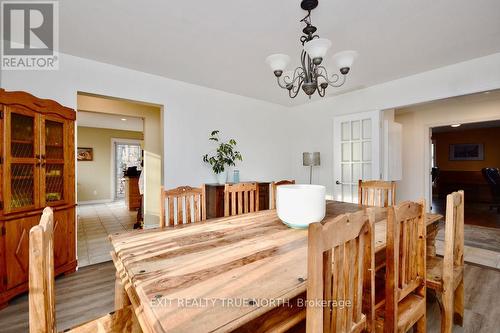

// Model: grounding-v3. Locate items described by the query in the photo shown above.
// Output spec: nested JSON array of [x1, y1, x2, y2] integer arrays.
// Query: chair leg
[[453, 279, 464, 326], [115, 271, 131, 310], [441, 288, 454, 333], [415, 313, 426, 333]]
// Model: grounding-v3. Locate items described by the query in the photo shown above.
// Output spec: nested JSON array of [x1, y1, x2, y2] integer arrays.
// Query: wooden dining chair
[[270, 179, 296, 209], [375, 200, 427, 333], [159, 185, 206, 227], [307, 209, 375, 333], [29, 207, 141, 333], [358, 180, 396, 207], [426, 191, 464, 333], [224, 182, 259, 217]]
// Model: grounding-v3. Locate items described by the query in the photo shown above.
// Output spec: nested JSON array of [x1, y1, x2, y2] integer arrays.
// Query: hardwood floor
[[0, 262, 499, 332]]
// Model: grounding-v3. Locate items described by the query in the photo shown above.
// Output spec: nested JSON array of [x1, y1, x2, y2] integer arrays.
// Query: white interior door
[[333, 110, 381, 203]]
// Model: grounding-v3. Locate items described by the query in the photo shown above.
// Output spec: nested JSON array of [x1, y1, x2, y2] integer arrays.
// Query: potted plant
[[202, 130, 242, 184]]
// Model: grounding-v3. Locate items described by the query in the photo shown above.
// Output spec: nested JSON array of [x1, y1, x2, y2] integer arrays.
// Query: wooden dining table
[[110, 201, 442, 333]]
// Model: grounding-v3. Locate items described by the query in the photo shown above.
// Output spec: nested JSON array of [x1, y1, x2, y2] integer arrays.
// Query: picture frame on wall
[[77, 147, 93, 161], [449, 143, 484, 161]]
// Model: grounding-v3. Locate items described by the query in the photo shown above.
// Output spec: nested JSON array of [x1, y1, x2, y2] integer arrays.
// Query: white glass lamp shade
[[303, 38, 332, 60], [265, 54, 291, 72], [332, 50, 358, 69]]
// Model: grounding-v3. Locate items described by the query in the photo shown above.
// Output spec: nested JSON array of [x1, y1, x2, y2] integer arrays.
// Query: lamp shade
[[303, 38, 332, 60], [303, 152, 320, 166], [265, 54, 291, 72], [332, 50, 358, 69]]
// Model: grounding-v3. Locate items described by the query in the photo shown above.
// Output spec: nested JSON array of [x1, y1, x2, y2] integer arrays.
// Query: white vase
[[216, 171, 227, 184]]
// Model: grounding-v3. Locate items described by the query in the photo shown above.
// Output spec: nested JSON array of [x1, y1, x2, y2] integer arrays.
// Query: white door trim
[[110, 138, 142, 201]]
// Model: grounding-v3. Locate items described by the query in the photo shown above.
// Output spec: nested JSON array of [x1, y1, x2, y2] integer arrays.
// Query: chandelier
[[265, 0, 357, 98]]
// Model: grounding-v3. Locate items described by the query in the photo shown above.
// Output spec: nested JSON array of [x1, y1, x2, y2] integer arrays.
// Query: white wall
[[3, 50, 500, 209], [1, 51, 294, 194], [288, 53, 500, 198], [395, 93, 500, 206]]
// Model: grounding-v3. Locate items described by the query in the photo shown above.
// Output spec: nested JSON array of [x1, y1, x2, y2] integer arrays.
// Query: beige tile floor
[[77, 201, 136, 267]]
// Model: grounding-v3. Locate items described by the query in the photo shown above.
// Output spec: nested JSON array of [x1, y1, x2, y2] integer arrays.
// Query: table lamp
[[303, 152, 320, 184]]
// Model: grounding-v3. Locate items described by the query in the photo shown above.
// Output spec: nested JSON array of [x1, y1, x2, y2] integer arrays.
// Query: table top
[[110, 201, 442, 333]]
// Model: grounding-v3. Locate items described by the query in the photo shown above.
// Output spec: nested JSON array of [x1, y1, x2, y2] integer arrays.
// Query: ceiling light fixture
[[451, 124, 461, 128], [265, 0, 357, 99], [121, 118, 127, 121]]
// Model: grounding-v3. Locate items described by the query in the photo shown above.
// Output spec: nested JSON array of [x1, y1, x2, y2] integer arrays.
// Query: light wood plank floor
[[0, 262, 499, 332]]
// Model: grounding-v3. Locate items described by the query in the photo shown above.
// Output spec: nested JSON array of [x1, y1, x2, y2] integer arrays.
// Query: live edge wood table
[[110, 201, 442, 333]]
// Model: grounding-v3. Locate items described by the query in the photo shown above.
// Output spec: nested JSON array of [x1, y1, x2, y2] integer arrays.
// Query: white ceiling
[[77, 111, 144, 132], [60, 0, 500, 106]]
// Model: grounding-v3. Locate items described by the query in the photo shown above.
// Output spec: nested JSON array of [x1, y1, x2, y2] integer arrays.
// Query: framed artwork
[[77, 147, 93, 161], [449, 143, 484, 161]]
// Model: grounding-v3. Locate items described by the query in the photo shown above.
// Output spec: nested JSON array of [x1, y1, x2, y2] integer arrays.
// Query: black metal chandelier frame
[[273, 0, 350, 98]]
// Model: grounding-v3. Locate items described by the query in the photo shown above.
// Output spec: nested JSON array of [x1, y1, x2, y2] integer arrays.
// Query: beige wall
[[77, 126, 143, 202], [77, 94, 162, 156], [395, 91, 500, 206]]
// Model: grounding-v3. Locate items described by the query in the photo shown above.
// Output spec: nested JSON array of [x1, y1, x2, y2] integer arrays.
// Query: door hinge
[[0, 105, 3, 119], [0, 201, 3, 210], [1, 225, 5, 236], [0, 157, 3, 164]]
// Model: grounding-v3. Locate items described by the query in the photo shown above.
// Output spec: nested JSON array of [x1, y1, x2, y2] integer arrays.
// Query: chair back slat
[[224, 182, 259, 217], [385, 200, 426, 332], [29, 207, 56, 333], [443, 191, 464, 286], [160, 185, 206, 227], [358, 180, 396, 207], [307, 210, 375, 333], [270, 180, 296, 209]]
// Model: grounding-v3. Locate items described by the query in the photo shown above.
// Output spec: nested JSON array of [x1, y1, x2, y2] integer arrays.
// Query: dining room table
[[109, 200, 443, 333]]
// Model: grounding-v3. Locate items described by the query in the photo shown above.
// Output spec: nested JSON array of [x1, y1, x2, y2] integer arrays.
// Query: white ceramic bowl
[[276, 184, 326, 229]]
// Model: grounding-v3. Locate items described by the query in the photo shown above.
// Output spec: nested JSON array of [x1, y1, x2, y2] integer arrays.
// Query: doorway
[[113, 140, 142, 200], [76, 92, 163, 267]]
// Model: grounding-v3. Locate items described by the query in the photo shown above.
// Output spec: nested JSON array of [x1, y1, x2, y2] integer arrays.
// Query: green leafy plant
[[202, 130, 242, 174]]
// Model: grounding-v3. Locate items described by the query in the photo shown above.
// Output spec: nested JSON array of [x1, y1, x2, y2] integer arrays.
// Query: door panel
[[333, 111, 380, 203], [53, 209, 69, 267], [3, 107, 40, 213], [40, 116, 67, 207], [5, 216, 39, 289]]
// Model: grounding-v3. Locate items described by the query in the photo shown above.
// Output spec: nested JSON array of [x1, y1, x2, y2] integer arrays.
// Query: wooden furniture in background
[[205, 182, 269, 218], [376, 200, 427, 333], [426, 191, 464, 333], [109, 201, 442, 333], [29, 207, 140, 333], [270, 179, 295, 209], [224, 182, 259, 216], [358, 180, 396, 207], [124, 176, 141, 211], [0, 89, 77, 309], [307, 210, 375, 333], [159, 185, 206, 227], [436, 170, 491, 202]]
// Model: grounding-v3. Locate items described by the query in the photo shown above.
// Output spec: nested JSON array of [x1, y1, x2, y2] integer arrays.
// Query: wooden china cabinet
[[0, 89, 77, 308]]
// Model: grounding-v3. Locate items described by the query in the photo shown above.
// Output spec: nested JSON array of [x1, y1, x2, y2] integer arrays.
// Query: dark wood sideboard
[[205, 182, 270, 219], [435, 170, 493, 202]]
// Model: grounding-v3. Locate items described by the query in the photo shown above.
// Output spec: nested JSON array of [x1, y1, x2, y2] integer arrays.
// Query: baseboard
[[77, 199, 113, 205]]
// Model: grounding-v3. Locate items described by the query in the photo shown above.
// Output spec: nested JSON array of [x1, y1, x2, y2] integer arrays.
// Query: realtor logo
[[1, 1, 59, 70]]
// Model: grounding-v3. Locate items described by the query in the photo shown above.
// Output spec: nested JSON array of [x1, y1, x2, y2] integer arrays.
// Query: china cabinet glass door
[[41, 117, 66, 206], [3, 108, 40, 212]]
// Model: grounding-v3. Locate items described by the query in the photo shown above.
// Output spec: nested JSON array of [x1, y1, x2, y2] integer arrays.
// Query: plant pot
[[216, 171, 227, 184]]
